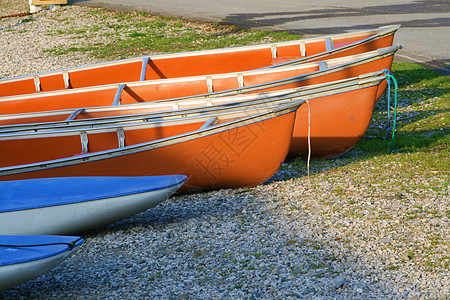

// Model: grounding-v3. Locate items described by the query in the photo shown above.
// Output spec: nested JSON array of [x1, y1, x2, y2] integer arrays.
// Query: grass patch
[[43, 9, 300, 59], [283, 64, 448, 271], [288, 61, 448, 178]]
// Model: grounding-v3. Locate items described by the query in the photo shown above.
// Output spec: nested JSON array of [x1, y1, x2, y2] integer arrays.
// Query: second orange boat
[[0, 101, 303, 192]]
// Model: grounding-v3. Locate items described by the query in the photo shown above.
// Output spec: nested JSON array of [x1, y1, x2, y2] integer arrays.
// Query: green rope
[[383, 70, 399, 153]]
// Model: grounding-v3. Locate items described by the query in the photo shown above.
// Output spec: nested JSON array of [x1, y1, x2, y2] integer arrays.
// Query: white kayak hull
[[0, 247, 76, 290], [0, 235, 83, 291]]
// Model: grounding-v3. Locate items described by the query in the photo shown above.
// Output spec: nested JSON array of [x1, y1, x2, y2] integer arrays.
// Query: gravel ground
[[1, 3, 449, 299]]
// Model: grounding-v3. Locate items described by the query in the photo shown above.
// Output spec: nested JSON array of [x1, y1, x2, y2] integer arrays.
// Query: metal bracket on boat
[[117, 128, 125, 148], [80, 131, 88, 154], [171, 103, 179, 110], [271, 45, 277, 58], [140, 57, 149, 81], [33, 75, 41, 92], [112, 84, 126, 106], [63, 71, 70, 89], [66, 108, 85, 121], [199, 116, 219, 130], [206, 76, 213, 93], [237, 73, 244, 88], [325, 38, 334, 51], [318, 61, 328, 71], [299, 41, 306, 57]]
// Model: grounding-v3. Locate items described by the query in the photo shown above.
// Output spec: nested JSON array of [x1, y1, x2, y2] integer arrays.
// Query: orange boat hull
[[0, 46, 399, 117], [0, 104, 299, 192], [290, 83, 381, 159], [0, 25, 399, 97]]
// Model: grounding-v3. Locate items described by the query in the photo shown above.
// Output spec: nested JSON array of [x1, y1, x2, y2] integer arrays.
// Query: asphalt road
[[73, 0, 449, 74]]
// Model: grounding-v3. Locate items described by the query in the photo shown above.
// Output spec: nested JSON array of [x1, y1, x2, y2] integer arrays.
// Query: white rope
[[305, 99, 311, 182]]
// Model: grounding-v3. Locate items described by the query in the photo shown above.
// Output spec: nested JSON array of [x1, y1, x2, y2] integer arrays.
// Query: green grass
[[43, 9, 300, 59], [281, 62, 448, 271], [288, 62, 449, 176]]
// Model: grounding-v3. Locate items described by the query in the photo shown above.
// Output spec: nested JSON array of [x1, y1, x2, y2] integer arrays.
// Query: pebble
[[332, 277, 347, 289], [0, 2, 449, 299]]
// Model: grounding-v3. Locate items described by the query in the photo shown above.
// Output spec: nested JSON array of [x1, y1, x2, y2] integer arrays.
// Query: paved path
[[74, 0, 449, 74]]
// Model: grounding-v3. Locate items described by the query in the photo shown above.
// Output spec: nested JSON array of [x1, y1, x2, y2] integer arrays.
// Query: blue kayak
[[0, 175, 187, 212], [0, 175, 187, 235], [0, 235, 84, 291]]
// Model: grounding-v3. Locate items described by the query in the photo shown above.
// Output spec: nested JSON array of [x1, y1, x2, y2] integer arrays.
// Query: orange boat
[[0, 45, 400, 116], [0, 100, 303, 192], [0, 25, 400, 97], [0, 72, 387, 159]]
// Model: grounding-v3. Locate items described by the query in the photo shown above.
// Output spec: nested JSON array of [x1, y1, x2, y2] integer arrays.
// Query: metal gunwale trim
[[0, 25, 400, 85], [95, 69, 383, 110], [155, 46, 398, 100], [0, 101, 303, 177], [0, 97, 306, 134], [0, 86, 294, 121], [154, 45, 399, 101], [264, 26, 400, 69], [0, 76, 205, 103], [378, 24, 401, 35], [0, 90, 314, 130], [0, 83, 114, 103]]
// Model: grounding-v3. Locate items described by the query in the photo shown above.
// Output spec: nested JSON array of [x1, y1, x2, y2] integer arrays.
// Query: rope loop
[[382, 70, 399, 153], [305, 99, 311, 183]]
